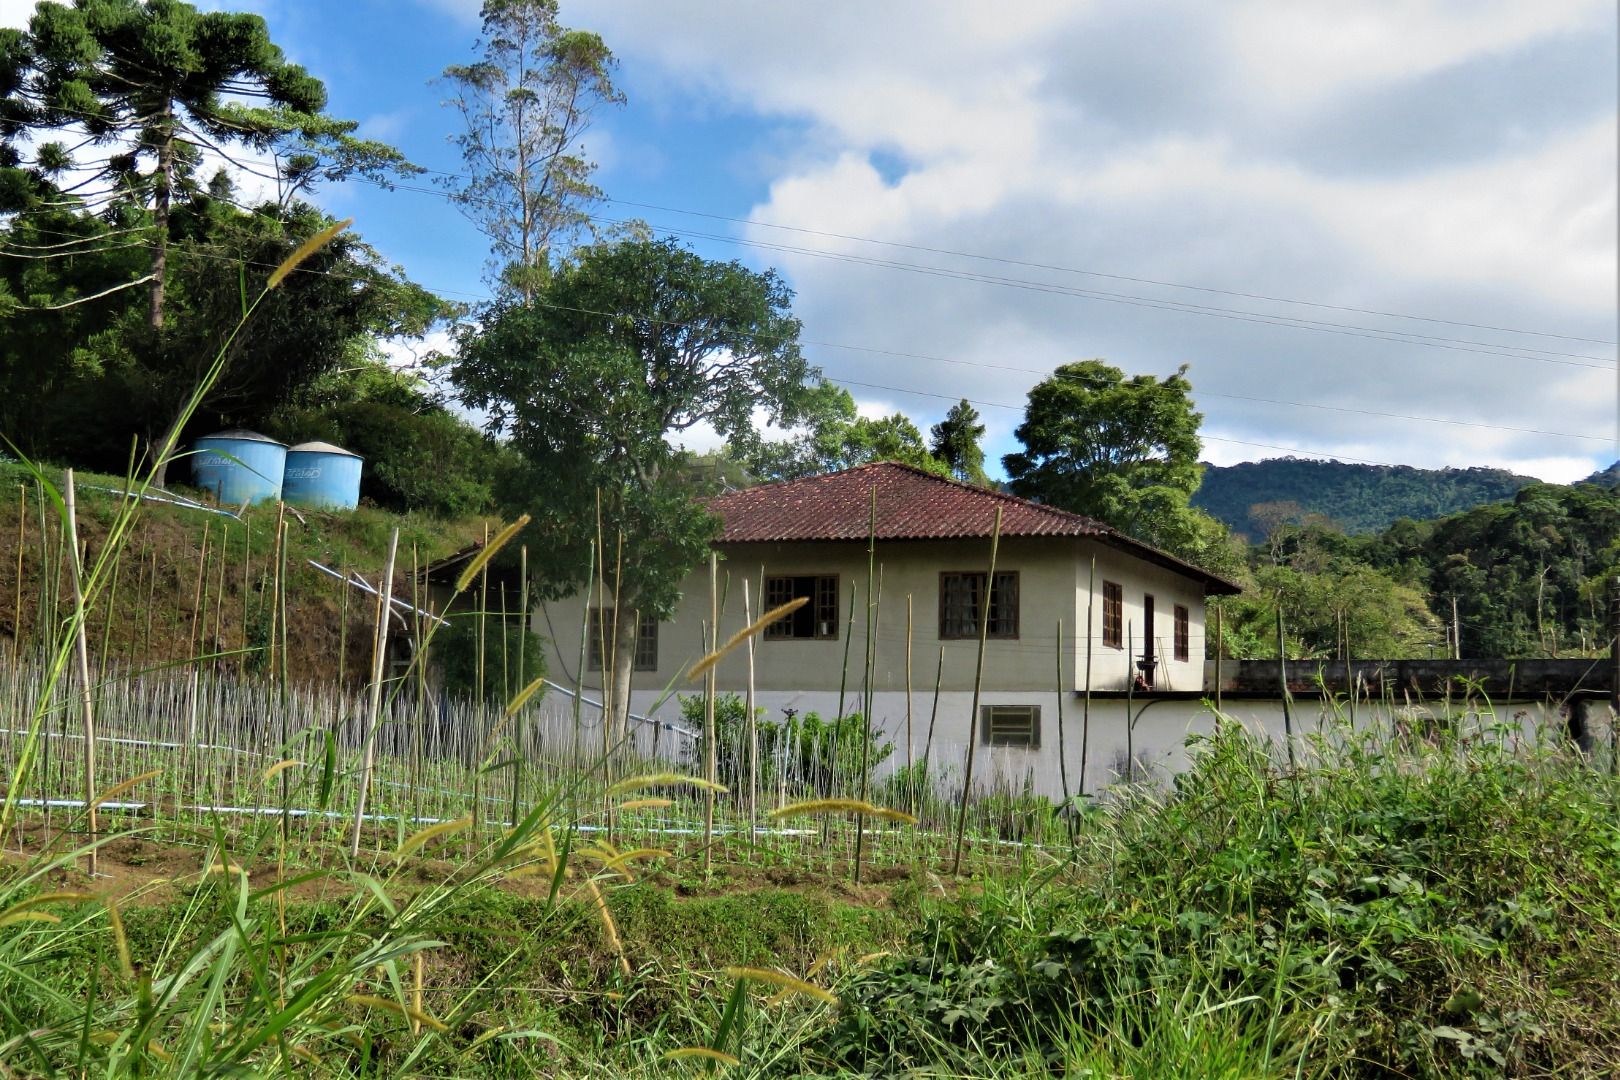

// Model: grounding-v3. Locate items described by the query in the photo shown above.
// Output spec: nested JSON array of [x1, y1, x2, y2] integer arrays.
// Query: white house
[[536, 462, 1251, 796]]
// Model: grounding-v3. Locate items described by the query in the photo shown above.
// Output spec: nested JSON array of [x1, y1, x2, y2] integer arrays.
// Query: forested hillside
[[1219, 480, 1620, 660], [1192, 457, 1537, 536]]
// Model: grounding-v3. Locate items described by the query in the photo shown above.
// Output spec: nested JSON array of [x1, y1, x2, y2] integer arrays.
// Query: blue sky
[[5, 0, 1615, 482]]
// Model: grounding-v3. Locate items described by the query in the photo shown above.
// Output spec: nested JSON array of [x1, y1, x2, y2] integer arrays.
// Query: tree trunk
[[607, 596, 637, 745], [149, 111, 175, 332]]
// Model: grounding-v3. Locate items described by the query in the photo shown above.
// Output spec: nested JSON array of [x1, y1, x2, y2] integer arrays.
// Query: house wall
[[535, 535, 1211, 707], [535, 686, 1562, 801]]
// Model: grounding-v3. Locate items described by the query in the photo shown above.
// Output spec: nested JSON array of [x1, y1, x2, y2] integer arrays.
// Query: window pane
[[982, 705, 1040, 748], [765, 576, 838, 639], [1102, 582, 1123, 650]]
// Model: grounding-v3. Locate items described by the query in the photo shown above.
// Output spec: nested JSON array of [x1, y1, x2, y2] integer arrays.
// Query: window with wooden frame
[[586, 608, 658, 671], [981, 704, 1040, 748], [939, 571, 1019, 639], [1174, 604, 1190, 662], [1102, 581, 1123, 649], [763, 575, 840, 639]]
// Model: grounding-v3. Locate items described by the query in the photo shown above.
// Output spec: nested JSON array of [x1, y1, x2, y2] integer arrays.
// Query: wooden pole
[[1277, 607, 1296, 770], [1125, 621, 1134, 784], [922, 643, 943, 778], [703, 552, 718, 875], [1610, 577, 1619, 777], [951, 506, 1001, 875], [350, 528, 399, 858], [63, 471, 98, 877], [743, 578, 758, 839], [855, 488, 877, 883], [1213, 603, 1223, 714], [1082, 556, 1094, 798], [1055, 617, 1069, 803]]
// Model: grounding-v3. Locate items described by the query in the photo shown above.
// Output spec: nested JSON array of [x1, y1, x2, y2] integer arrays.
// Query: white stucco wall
[[535, 535, 1212, 708], [546, 686, 1563, 801]]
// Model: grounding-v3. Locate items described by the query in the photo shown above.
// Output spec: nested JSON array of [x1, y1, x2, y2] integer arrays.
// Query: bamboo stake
[[1055, 617, 1069, 804], [350, 528, 399, 859], [1081, 555, 1095, 798], [12, 484, 22, 663], [239, 523, 251, 677], [1213, 604, 1223, 714], [188, 521, 211, 663], [1126, 621, 1135, 784], [1277, 607, 1296, 770], [743, 579, 758, 840], [855, 487, 877, 883], [211, 524, 229, 668], [267, 505, 285, 679], [62, 471, 98, 877], [703, 552, 718, 875], [951, 506, 1001, 875], [923, 643, 943, 780], [904, 594, 914, 812]]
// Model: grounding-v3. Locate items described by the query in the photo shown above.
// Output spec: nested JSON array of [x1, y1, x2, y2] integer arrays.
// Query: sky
[[4, 0, 1616, 482]]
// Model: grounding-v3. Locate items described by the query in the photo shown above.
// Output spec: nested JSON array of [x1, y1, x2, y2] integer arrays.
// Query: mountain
[[1192, 458, 1538, 537], [1579, 461, 1620, 489]]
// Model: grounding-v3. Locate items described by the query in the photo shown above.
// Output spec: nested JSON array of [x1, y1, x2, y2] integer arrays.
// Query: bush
[[681, 694, 893, 795], [432, 614, 545, 706], [273, 399, 504, 518], [819, 720, 1620, 1077]]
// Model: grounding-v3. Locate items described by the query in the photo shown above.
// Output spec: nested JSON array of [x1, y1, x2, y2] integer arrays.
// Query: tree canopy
[[0, 193, 446, 479], [1003, 359, 1237, 574], [453, 237, 823, 727], [929, 398, 987, 485], [439, 0, 622, 302], [743, 383, 949, 481], [0, 0, 414, 332], [453, 233, 822, 612]]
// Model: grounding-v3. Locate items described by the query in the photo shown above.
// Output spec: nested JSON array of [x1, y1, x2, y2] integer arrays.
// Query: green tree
[[745, 384, 949, 480], [267, 349, 504, 517], [1, 0, 412, 329], [439, 0, 622, 302], [0, 198, 445, 478], [929, 398, 987, 485], [1004, 360, 1234, 572], [452, 237, 822, 731]]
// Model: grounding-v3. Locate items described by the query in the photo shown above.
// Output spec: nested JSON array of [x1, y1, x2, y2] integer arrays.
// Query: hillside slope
[[0, 463, 486, 687], [1192, 457, 1537, 537]]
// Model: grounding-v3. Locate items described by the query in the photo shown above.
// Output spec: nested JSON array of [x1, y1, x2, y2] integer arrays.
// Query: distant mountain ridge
[[1192, 458, 1540, 537]]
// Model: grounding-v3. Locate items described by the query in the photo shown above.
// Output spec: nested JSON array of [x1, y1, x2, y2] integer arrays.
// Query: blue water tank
[[192, 430, 287, 505], [282, 441, 363, 510]]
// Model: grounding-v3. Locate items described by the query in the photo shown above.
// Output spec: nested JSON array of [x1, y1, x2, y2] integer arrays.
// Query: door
[[1141, 594, 1156, 686]]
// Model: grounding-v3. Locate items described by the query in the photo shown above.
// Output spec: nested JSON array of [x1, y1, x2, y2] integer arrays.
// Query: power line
[[834, 376, 1402, 466], [5, 218, 1610, 452], [591, 195, 1615, 348], [348, 175, 1617, 370], [402, 168, 1616, 348]]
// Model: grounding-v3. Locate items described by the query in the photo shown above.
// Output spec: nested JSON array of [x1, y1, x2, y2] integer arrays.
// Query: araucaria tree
[[1004, 360, 1237, 573], [0, 0, 413, 330], [0, 0, 415, 481], [440, 0, 621, 302], [453, 237, 821, 730]]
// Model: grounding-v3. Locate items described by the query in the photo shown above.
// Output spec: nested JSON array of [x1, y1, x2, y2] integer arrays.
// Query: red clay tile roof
[[706, 462, 1241, 593]]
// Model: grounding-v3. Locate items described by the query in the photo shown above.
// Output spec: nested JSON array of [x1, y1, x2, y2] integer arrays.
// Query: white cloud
[[569, 0, 1616, 480]]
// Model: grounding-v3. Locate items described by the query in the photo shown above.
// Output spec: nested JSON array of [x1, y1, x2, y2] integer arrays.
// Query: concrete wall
[[592, 686, 1565, 801], [535, 535, 1211, 706]]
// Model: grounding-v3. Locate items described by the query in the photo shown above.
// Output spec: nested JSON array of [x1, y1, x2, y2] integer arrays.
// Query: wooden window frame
[[1101, 580, 1123, 650], [763, 574, 841, 641], [938, 570, 1020, 640], [1174, 604, 1190, 662], [981, 704, 1041, 749], [587, 608, 658, 672]]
